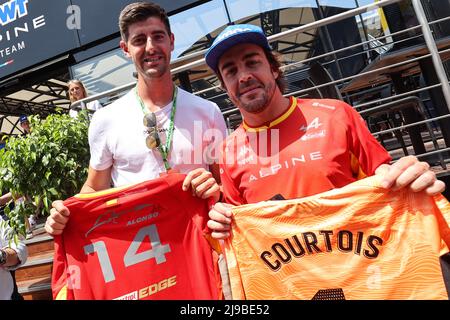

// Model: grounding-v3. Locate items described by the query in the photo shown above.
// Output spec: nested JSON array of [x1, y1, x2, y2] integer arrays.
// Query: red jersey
[[52, 173, 222, 300], [225, 176, 450, 299], [219, 97, 391, 205]]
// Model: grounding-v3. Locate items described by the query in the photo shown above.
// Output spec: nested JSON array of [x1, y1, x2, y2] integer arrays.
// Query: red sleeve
[[51, 235, 74, 300], [218, 138, 246, 205], [342, 101, 392, 176], [167, 178, 224, 299]]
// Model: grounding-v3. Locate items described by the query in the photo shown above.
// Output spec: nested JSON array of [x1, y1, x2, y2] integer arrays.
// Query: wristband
[[0, 249, 7, 265]]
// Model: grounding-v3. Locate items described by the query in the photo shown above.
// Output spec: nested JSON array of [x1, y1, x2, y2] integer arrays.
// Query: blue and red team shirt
[[52, 173, 222, 300], [219, 97, 392, 205]]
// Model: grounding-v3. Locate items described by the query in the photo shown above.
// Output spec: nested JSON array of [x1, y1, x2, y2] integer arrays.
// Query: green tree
[[0, 111, 90, 235]]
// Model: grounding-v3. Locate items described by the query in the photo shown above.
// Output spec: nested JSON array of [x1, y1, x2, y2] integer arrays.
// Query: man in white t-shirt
[[45, 2, 227, 235], [0, 215, 28, 300]]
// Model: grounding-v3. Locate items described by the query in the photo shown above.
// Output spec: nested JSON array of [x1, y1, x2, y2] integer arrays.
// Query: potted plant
[[0, 111, 90, 235]]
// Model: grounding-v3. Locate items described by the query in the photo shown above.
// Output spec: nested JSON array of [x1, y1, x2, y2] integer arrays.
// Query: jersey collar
[[243, 96, 297, 132]]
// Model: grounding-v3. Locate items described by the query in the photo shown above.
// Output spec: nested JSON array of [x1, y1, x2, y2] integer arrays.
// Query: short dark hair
[[217, 48, 286, 94], [263, 49, 286, 94], [119, 2, 171, 42]]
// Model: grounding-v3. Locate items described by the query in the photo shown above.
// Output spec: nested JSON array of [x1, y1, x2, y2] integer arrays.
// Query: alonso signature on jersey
[[85, 203, 156, 238]]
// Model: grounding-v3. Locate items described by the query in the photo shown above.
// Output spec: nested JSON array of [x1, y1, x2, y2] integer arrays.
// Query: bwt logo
[[0, 0, 29, 26], [216, 27, 252, 42]]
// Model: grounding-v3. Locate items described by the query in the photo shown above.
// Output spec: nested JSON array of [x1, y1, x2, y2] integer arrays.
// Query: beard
[[137, 55, 169, 79], [234, 80, 276, 114], [142, 63, 168, 79]]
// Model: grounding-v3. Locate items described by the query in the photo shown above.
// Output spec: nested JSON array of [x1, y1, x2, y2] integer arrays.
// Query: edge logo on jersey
[[225, 176, 450, 300], [52, 173, 222, 300]]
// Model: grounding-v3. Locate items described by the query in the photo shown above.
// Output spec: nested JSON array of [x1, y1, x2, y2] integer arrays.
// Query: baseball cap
[[205, 24, 271, 73], [19, 115, 28, 123]]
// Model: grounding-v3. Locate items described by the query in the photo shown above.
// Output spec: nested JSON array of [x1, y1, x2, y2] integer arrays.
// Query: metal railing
[[72, 0, 405, 109], [412, 0, 450, 111], [181, 16, 450, 99], [70, 0, 450, 170]]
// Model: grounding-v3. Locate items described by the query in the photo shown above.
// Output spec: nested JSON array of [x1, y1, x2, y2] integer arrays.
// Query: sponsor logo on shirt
[[113, 275, 177, 300], [237, 146, 255, 165], [312, 102, 336, 110], [299, 117, 326, 141], [299, 117, 322, 132], [248, 151, 323, 183], [139, 275, 177, 299], [114, 291, 138, 300], [300, 129, 327, 141], [222, 130, 281, 166]]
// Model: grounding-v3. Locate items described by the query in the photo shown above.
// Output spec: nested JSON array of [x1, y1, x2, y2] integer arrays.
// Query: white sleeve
[[0, 220, 28, 270], [69, 109, 78, 118], [88, 110, 113, 170], [213, 103, 228, 139], [205, 103, 228, 164], [87, 100, 102, 111]]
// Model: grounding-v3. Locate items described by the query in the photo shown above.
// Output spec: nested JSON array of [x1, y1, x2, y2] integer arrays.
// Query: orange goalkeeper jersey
[[225, 176, 450, 300]]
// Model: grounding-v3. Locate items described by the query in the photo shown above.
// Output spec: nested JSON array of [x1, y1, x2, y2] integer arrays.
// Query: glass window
[[356, 3, 394, 53], [225, 0, 318, 22], [317, 0, 357, 9], [355, 0, 376, 6], [71, 48, 135, 94], [170, 0, 229, 58]]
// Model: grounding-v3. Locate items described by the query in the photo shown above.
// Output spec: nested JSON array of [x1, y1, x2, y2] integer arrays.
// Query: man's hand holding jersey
[[376, 155, 445, 196], [207, 155, 446, 240], [207, 202, 234, 240], [182, 168, 221, 203], [45, 200, 70, 236], [45, 168, 222, 236]]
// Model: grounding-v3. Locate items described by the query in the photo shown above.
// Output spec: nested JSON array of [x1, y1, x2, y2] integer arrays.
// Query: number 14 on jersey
[[84, 224, 171, 283]]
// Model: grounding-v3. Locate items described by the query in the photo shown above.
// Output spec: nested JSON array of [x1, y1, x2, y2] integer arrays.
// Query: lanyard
[[135, 85, 178, 171]]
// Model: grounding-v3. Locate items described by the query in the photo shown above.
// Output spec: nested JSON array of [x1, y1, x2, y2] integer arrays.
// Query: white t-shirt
[[0, 217, 28, 300], [88, 87, 228, 187]]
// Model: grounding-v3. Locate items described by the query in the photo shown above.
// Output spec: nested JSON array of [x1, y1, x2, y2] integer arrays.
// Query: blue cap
[[205, 24, 271, 73], [19, 115, 28, 123]]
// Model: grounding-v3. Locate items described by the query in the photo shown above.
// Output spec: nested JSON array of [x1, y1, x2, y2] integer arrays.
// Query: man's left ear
[[272, 68, 280, 80], [219, 79, 227, 91], [120, 40, 131, 59], [170, 33, 175, 51]]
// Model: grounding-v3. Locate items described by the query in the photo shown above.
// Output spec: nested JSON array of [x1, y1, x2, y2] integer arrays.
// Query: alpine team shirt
[[225, 176, 450, 300], [52, 173, 222, 300], [219, 97, 392, 205]]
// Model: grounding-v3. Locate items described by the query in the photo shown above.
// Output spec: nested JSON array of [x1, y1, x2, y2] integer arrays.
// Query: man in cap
[[204, 24, 446, 239], [19, 116, 30, 135]]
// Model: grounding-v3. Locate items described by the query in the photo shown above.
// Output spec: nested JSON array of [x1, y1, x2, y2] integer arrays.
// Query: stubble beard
[[143, 64, 168, 79], [138, 56, 169, 80], [236, 81, 276, 114]]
